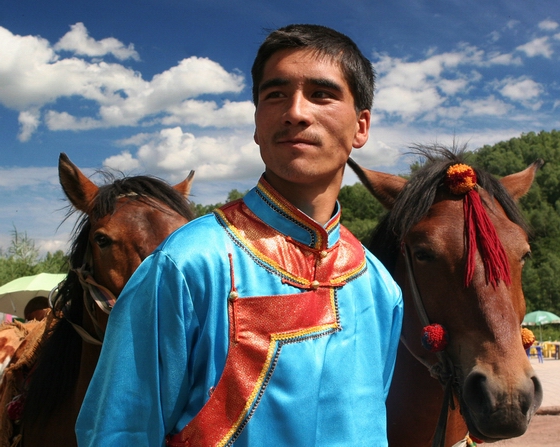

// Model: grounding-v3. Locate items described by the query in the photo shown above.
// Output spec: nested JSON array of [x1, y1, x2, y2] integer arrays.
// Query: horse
[[4, 153, 195, 447], [348, 145, 544, 447]]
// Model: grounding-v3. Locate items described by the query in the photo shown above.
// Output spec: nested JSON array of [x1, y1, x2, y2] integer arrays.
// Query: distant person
[[77, 24, 403, 446], [23, 296, 49, 322]]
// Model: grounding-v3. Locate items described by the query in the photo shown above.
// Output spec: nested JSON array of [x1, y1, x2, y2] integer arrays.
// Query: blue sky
[[0, 0, 559, 255]]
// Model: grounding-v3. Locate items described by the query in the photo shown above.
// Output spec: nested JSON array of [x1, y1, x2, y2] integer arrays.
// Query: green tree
[[0, 229, 70, 286], [193, 189, 248, 218], [473, 129, 560, 317], [0, 228, 38, 285], [35, 250, 69, 274], [338, 182, 386, 244]]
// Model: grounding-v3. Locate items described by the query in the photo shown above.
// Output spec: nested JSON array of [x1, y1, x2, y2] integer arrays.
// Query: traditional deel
[[76, 176, 403, 447]]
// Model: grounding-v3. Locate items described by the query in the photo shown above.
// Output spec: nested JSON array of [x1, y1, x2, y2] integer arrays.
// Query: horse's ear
[[173, 170, 195, 199], [500, 159, 544, 201], [58, 153, 99, 212], [347, 157, 406, 209]]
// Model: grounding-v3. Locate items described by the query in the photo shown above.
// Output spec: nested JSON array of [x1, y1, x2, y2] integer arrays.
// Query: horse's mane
[[23, 173, 195, 425], [369, 144, 529, 272]]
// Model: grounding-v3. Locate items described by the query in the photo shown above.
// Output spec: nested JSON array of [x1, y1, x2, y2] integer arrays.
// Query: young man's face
[[254, 48, 370, 190]]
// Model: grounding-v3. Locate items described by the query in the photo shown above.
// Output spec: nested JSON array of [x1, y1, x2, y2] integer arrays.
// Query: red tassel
[[464, 189, 511, 288]]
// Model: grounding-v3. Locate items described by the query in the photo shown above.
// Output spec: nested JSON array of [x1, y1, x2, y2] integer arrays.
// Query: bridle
[[49, 246, 117, 347], [402, 243, 463, 447]]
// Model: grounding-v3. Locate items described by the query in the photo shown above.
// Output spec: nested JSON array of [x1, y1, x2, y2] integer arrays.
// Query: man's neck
[[263, 171, 341, 226]]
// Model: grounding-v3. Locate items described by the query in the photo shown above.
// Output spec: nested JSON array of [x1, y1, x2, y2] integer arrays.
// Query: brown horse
[[348, 146, 543, 447], [9, 153, 195, 447]]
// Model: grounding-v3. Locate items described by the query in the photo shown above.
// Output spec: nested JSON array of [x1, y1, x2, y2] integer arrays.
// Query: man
[[76, 24, 403, 446]]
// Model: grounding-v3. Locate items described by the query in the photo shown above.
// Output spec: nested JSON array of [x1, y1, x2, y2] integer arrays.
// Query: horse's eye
[[94, 233, 112, 249], [521, 251, 532, 264], [414, 249, 434, 262]]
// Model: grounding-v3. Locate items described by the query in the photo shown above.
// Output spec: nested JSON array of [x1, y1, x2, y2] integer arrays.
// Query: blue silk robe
[[76, 176, 403, 447]]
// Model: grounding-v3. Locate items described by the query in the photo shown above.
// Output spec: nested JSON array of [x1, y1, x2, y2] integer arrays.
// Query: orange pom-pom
[[521, 327, 535, 349], [446, 164, 477, 195]]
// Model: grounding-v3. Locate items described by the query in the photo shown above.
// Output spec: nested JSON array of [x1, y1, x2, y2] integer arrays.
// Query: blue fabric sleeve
[[75, 250, 195, 447]]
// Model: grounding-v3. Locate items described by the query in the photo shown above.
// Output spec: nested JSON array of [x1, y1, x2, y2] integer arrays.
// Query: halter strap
[[402, 244, 462, 447], [53, 242, 118, 346], [74, 267, 117, 315]]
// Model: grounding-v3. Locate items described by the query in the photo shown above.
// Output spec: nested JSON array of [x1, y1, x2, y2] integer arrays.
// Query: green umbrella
[[0, 273, 66, 318], [523, 310, 560, 342], [523, 310, 560, 326]]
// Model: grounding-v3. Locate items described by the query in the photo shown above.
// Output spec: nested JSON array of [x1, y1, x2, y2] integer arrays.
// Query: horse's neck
[[74, 306, 104, 404], [387, 342, 467, 447]]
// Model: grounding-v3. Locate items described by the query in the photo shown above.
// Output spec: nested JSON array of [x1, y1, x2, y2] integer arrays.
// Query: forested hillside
[[474, 130, 560, 316]]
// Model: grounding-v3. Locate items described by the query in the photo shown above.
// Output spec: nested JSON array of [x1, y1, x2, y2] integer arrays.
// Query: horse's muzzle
[[461, 368, 543, 441]]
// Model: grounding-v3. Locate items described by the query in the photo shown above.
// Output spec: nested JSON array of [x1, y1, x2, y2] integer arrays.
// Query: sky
[[0, 0, 559, 256]]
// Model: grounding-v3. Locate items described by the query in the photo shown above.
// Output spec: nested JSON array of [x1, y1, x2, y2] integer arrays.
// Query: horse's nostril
[[463, 371, 496, 414], [464, 369, 543, 419], [528, 374, 544, 414]]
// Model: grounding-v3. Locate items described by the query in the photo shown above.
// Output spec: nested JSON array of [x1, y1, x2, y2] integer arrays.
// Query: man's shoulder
[[158, 212, 226, 252]]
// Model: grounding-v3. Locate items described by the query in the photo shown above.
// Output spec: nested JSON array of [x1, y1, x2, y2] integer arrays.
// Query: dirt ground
[[492, 414, 559, 446]]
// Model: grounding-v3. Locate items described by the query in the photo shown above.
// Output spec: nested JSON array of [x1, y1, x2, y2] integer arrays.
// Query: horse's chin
[[460, 402, 533, 443]]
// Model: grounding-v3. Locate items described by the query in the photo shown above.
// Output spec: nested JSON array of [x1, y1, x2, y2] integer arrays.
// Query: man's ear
[[353, 109, 370, 149]]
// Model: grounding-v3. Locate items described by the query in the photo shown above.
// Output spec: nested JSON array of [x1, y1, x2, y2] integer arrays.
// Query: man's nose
[[283, 93, 312, 126]]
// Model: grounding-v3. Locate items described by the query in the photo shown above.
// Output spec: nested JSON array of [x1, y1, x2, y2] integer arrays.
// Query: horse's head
[[349, 148, 544, 442], [58, 152, 195, 301]]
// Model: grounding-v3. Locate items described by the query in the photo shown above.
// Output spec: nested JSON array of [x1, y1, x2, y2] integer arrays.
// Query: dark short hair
[[251, 24, 375, 112], [24, 296, 49, 319]]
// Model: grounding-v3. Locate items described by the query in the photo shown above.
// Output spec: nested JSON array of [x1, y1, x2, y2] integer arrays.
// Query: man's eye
[[264, 91, 284, 99], [312, 91, 331, 99]]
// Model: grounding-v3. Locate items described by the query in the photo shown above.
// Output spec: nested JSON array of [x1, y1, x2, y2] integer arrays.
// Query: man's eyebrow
[[309, 78, 343, 93], [258, 77, 344, 93], [259, 78, 290, 93]]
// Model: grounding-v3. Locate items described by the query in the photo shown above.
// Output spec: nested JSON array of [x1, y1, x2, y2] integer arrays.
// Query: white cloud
[[516, 37, 553, 58], [0, 24, 249, 140], [486, 52, 522, 66], [488, 31, 500, 43], [0, 166, 59, 189], [498, 77, 543, 102], [102, 151, 141, 171], [539, 20, 559, 31], [375, 85, 444, 119], [17, 109, 41, 141], [104, 127, 263, 183], [45, 111, 104, 130], [54, 23, 140, 61], [161, 99, 254, 127], [371, 44, 522, 122], [461, 96, 512, 116]]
